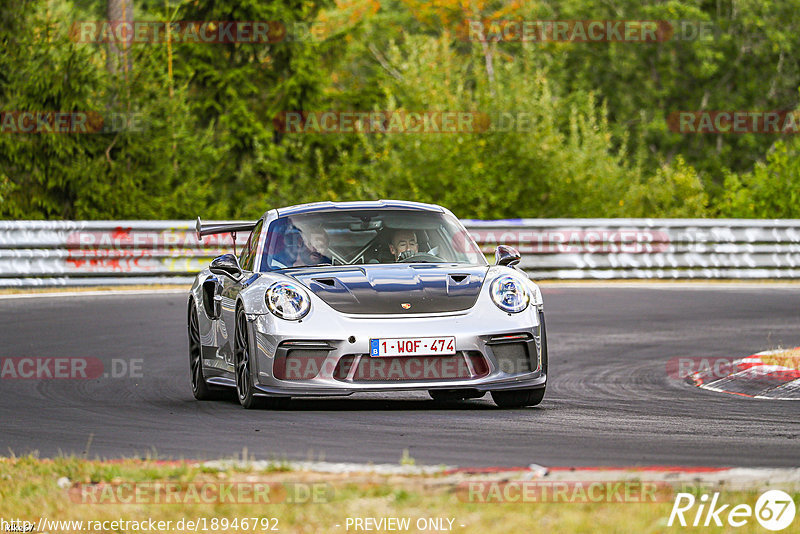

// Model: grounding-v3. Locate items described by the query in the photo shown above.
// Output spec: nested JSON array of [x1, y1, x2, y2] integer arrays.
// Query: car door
[[217, 219, 264, 371]]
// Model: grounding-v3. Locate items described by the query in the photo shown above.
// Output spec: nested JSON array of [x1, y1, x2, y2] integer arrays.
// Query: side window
[[239, 219, 263, 272], [237, 237, 252, 271]]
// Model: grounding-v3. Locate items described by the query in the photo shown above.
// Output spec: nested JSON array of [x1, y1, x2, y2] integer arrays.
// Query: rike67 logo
[[668, 490, 796, 531]]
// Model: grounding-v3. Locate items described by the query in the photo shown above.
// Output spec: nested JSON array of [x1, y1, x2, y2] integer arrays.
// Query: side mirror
[[210, 253, 243, 280], [495, 245, 521, 267]]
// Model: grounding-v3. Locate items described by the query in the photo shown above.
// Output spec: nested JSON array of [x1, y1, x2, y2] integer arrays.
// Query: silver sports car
[[188, 200, 547, 408]]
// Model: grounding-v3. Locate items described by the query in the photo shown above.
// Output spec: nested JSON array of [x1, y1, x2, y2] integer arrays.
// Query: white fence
[[1, 219, 799, 286]]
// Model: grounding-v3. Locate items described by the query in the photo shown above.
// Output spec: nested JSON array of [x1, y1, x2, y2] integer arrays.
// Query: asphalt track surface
[[1, 286, 798, 467]]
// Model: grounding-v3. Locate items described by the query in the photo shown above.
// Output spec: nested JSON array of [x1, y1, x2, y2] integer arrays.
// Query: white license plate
[[369, 337, 456, 357]]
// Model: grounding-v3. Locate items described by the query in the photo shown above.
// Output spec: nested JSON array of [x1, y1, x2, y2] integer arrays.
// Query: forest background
[[2, 0, 799, 221]]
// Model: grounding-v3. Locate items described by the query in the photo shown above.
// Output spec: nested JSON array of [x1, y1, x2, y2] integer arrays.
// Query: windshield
[[260, 209, 486, 270]]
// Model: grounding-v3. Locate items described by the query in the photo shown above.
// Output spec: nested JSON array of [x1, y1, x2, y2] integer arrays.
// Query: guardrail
[[1, 219, 799, 286], [465, 219, 800, 279]]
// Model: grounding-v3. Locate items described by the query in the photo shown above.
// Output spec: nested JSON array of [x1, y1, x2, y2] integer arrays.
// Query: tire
[[428, 389, 485, 402], [188, 303, 222, 400], [491, 387, 545, 408], [234, 306, 290, 409]]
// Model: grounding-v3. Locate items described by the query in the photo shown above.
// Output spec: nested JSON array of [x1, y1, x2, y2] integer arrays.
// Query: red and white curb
[[688, 348, 800, 400], [202, 460, 800, 486]]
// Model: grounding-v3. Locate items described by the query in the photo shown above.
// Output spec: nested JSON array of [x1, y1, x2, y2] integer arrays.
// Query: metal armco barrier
[[1, 219, 800, 286], [0, 221, 243, 287], [465, 219, 800, 279]]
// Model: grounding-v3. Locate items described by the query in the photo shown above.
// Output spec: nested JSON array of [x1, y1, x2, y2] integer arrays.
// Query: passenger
[[268, 224, 302, 269]]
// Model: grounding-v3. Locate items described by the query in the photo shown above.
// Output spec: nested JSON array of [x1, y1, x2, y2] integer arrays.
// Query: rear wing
[[195, 217, 257, 255]]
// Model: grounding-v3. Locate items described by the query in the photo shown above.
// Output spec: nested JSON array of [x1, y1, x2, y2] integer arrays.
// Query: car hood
[[287, 264, 489, 314]]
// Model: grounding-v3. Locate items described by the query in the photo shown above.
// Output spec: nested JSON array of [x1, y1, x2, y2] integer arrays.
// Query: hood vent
[[290, 264, 488, 314]]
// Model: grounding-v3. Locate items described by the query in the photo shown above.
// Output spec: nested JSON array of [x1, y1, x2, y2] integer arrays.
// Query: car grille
[[334, 351, 489, 382]]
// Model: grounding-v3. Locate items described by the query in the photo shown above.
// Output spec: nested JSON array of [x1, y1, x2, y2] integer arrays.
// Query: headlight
[[490, 275, 529, 313], [266, 282, 310, 320]]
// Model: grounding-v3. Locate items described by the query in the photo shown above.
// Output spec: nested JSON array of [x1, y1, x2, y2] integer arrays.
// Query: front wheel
[[491, 387, 545, 408], [234, 307, 263, 409], [234, 307, 290, 409]]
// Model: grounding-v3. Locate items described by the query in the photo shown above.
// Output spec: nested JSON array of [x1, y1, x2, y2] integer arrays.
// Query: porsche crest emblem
[[401, 303, 412, 309]]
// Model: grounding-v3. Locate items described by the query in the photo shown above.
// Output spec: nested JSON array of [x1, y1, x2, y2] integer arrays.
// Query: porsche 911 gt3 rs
[[187, 200, 547, 408]]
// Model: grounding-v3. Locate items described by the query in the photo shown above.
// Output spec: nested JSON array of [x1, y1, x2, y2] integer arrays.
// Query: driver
[[294, 226, 332, 266], [389, 230, 419, 261]]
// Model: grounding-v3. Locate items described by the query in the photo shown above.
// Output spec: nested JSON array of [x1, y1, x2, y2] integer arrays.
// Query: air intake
[[488, 333, 536, 374]]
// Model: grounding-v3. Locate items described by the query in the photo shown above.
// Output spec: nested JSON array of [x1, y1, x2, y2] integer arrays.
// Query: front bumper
[[248, 302, 547, 397]]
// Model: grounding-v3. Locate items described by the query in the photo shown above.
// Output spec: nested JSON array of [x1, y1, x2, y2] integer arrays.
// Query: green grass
[[0, 457, 797, 533]]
